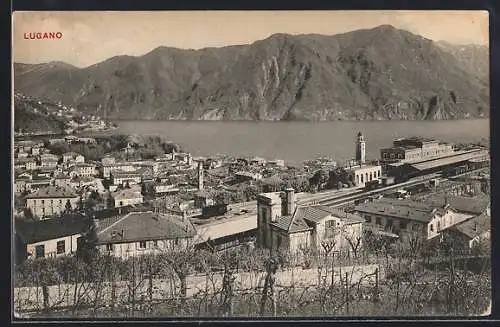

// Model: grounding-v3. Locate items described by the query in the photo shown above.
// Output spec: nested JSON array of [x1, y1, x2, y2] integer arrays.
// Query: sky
[[12, 11, 489, 68]]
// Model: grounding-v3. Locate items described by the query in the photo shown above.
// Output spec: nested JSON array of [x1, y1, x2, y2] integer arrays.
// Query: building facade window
[[325, 220, 336, 238], [139, 241, 147, 249], [35, 245, 45, 258], [365, 216, 372, 223], [399, 220, 407, 230], [376, 217, 381, 225], [77, 237, 84, 250], [106, 244, 114, 252], [56, 240, 65, 254], [430, 224, 434, 232], [261, 207, 267, 221]]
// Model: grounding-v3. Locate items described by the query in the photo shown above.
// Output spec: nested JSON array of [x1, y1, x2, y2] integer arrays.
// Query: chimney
[[283, 188, 295, 216]]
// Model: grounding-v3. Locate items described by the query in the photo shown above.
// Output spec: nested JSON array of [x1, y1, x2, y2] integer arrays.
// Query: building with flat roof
[[348, 164, 382, 187], [380, 136, 454, 170]]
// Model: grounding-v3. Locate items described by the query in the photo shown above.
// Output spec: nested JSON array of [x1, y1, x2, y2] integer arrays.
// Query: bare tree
[[345, 231, 363, 259], [260, 257, 279, 316]]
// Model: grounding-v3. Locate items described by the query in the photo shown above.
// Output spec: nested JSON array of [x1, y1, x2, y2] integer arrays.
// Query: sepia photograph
[[11, 10, 491, 318]]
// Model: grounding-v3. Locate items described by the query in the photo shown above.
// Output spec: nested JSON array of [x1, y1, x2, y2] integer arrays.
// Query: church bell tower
[[356, 132, 366, 165]]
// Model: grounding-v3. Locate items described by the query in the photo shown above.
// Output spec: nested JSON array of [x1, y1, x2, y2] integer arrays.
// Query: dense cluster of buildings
[[13, 131, 490, 264]]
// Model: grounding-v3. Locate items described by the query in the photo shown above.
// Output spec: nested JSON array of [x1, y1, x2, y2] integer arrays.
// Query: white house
[[25, 186, 79, 218], [15, 214, 91, 261], [112, 188, 143, 208]]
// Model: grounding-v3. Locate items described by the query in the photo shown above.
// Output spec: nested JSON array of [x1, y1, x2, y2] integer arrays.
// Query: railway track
[[301, 168, 487, 207]]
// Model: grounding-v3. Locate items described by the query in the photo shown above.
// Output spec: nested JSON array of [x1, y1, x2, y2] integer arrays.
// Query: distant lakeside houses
[[14, 93, 116, 138]]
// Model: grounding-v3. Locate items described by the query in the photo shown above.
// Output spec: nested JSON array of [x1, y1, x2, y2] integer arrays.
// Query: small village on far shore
[[12, 117, 491, 317], [14, 92, 117, 137]]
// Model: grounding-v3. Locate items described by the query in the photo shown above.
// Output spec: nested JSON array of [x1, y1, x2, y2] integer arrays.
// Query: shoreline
[[109, 118, 489, 123]]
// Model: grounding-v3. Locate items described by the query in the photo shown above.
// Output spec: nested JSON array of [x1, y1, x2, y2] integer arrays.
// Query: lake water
[[112, 120, 489, 164]]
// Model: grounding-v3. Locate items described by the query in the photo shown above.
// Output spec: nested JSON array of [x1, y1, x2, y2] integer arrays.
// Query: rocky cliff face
[[436, 41, 488, 82], [14, 25, 489, 121]]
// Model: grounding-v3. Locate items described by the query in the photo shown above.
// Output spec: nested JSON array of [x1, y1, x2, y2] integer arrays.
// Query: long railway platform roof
[[408, 150, 488, 172]]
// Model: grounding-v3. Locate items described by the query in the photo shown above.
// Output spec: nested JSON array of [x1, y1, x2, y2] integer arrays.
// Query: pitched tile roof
[[423, 195, 489, 215], [321, 207, 365, 225], [354, 199, 435, 223], [16, 214, 92, 244], [453, 213, 490, 239], [298, 206, 333, 223], [95, 211, 197, 244], [63, 152, 80, 157], [111, 170, 141, 178], [269, 203, 365, 234], [270, 207, 316, 234], [75, 163, 95, 167], [54, 173, 71, 179], [112, 188, 143, 200], [25, 186, 78, 199], [15, 158, 36, 164]]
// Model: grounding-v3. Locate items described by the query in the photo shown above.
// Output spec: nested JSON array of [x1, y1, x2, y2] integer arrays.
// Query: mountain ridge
[[14, 25, 489, 121]]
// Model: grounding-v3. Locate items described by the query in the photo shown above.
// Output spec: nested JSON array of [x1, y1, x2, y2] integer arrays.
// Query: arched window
[[356, 174, 360, 185], [369, 172, 373, 181], [360, 174, 364, 183], [365, 173, 368, 182]]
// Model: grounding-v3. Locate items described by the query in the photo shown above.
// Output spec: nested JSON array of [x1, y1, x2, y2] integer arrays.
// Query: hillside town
[[14, 92, 116, 137], [13, 129, 491, 317]]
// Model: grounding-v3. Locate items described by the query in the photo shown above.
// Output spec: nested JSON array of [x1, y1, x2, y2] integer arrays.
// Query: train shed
[[387, 150, 489, 181]]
